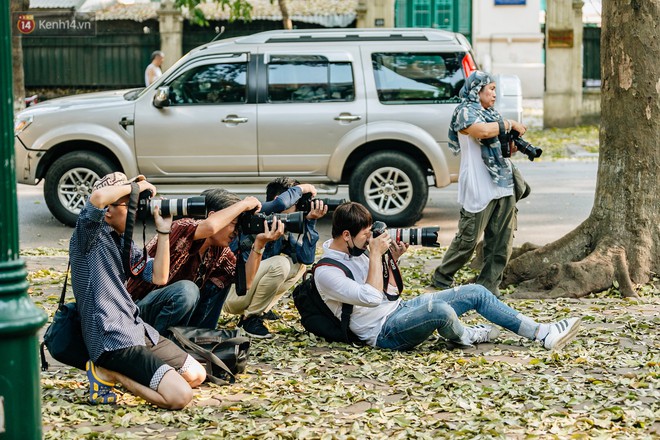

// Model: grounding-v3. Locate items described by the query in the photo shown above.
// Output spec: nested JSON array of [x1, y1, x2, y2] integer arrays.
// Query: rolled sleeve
[[315, 266, 383, 307]]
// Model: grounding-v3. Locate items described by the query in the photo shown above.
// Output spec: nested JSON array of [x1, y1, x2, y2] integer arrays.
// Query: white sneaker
[[543, 317, 581, 350], [464, 324, 501, 345]]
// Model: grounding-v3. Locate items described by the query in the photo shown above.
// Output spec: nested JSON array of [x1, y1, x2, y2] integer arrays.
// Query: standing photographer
[[316, 202, 581, 351], [128, 188, 284, 331], [432, 70, 527, 296], [70, 172, 206, 408], [223, 177, 328, 338]]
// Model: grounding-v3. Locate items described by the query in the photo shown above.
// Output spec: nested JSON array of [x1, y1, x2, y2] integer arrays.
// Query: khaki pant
[[223, 255, 306, 318], [433, 195, 516, 295]]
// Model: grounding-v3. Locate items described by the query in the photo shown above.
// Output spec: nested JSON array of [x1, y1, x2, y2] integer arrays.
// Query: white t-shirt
[[457, 133, 513, 213], [145, 63, 162, 87], [314, 240, 400, 346]]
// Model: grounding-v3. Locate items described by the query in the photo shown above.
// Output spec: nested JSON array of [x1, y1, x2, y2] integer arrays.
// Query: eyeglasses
[[109, 202, 128, 207]]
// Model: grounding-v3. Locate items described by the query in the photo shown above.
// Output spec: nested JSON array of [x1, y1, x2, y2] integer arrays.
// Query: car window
[[267, 55, 355, 103], [168, 62, 247, 105], [372, 52, 464, 104]]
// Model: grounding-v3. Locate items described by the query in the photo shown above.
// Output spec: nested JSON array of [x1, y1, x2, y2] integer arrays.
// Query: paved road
[[16, 159, 598, 251]]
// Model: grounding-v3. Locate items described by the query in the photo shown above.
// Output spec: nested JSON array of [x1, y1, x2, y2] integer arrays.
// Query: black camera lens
[[238, 211, 305, 235], [514, 138, 543, 161], [296, 194, 347, 213]]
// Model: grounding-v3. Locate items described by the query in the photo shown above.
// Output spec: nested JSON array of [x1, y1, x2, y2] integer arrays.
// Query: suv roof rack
[[235, 28, 457, 45]]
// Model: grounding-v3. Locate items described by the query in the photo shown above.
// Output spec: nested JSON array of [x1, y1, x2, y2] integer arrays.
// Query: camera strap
[[122, 182, 148, 279], [381, 251, 403, 300]]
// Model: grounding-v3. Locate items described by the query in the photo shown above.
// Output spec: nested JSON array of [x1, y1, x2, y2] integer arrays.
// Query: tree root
[[504, 222, 642, 299]]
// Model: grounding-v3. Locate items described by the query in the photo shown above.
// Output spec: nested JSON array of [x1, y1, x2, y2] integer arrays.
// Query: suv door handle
[[334, 113, 362, 122], [222, 115, 248, 124]]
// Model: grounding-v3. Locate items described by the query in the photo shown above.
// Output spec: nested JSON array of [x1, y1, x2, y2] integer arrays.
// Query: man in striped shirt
[[70, 172, 206, 408]]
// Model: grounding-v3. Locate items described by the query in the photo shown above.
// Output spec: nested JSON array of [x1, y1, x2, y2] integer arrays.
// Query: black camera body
[[371, 221, 440, 247], [296, 193, 347, 213], [238, 211, 305, 235], [136, 191, 207, 220], [500, 129, 543, 161]]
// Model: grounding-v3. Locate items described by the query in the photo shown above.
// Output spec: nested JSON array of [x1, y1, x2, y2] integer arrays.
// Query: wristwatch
[[251, 244, 264, 255]]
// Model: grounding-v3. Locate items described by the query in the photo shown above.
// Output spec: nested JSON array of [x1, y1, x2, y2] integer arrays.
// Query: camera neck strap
[[381, 251, 403, 300], [122, 182, 148, 279]]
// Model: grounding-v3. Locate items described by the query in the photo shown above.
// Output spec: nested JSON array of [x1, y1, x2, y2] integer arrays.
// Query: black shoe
[[238, 315, 272, 339], [262, 310, 280, 320]]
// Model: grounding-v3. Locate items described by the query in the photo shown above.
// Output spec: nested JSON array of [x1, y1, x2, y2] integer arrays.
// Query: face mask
[[347, 235, 367, 257]]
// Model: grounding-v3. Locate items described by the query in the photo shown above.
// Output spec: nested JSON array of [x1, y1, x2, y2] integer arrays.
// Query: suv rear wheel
[[349, 151, 428, 227], [44, 151, 115, 226]]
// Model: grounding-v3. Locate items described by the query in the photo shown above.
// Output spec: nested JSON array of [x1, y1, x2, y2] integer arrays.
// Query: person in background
[[145, 50, 165, 86]]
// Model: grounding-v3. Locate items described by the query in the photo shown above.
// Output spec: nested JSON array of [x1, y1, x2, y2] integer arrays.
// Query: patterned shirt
[[69, 200, 160, 362], [128, 218, 236, 301]]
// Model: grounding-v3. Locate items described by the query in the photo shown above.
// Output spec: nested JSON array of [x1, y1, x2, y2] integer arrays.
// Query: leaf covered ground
[[26, 247, 659, 440]]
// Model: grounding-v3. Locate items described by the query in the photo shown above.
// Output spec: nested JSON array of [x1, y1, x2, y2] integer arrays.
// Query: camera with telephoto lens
[[371, 221, 440, 247], [296, 193, 347, 213], [136, 191, 207, 220], [499, 129, 543, 161], [237, 210, 305, 235]]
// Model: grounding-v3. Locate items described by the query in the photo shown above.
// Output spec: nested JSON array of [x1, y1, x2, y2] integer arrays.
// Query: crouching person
[[315, 202, 581, 351], [70, 172, 205, 408], [128, 188, 285, 331]]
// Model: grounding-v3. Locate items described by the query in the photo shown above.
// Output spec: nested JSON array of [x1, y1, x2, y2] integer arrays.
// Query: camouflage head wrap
[[448, 71, 513, 189]]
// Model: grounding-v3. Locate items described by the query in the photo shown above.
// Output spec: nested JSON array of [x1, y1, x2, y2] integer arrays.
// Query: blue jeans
[[376, 284, 538, 350], [189, 281, 231, 329], [136, 280, 200, 335]]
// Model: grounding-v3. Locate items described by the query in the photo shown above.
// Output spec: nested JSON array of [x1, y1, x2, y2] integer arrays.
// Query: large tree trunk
[[503, 0, 659, 299], [11, 0, 28, 113]]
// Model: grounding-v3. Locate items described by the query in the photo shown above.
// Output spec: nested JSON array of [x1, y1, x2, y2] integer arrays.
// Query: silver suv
[[14, 28, 522, 226]]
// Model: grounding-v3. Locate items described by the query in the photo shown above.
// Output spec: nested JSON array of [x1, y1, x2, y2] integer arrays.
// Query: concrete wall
[[357, 0, 396, 28], [471, 0, 544, 98], [581, 88, 601, 124]]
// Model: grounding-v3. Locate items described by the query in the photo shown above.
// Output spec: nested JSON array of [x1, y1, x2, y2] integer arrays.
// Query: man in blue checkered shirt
[[70, 172, 206, 408]]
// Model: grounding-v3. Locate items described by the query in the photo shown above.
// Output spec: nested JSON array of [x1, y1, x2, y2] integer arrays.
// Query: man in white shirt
[[432, 70, 527, 296], [145, 51, 165, 87], [315, 202, 581, 351]]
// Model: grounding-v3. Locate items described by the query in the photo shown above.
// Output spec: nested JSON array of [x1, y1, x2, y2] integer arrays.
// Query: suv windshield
[[372, 52, 464, 104]]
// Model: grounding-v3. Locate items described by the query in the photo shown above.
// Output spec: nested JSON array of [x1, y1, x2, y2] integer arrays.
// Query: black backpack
[[292, 258, 362, 344]]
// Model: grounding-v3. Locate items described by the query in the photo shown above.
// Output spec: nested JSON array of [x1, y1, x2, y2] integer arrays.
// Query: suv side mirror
[[153, 86, 171, 109]]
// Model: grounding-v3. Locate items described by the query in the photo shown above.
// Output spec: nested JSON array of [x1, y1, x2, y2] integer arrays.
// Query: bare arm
[[243, 218, 285, 288], [88, 175, 154, 209], [193, 196, 261, 241], [151, 205, 173, 285], [462, 119, 527, 139]]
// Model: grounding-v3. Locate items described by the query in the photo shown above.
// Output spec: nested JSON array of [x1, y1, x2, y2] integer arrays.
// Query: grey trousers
[[432, 195, 516, 295]]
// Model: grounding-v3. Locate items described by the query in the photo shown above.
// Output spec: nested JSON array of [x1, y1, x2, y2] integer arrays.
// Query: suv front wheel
[[349, 151, 428, 227], [44, 151, 115, 226]]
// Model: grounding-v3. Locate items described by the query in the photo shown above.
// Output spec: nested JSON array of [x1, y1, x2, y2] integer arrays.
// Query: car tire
[[44, 151, 116, 226], [349, 151, 428, 227]]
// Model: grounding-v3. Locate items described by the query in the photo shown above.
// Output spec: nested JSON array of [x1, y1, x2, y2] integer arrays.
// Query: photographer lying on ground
[[70, 172, 206, 408], [128, 189, 284, 332], [315, 202, 581, 351], [224, 177, 329, 338]]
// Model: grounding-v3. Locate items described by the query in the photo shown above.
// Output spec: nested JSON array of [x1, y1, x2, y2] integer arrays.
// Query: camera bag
[[169, 326, 251, 385], [292, 258, 363, 344], [41, 262, 89, 371]]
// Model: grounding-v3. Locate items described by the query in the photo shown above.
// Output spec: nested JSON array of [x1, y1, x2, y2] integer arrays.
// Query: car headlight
[[14, 115, 33, 136]]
